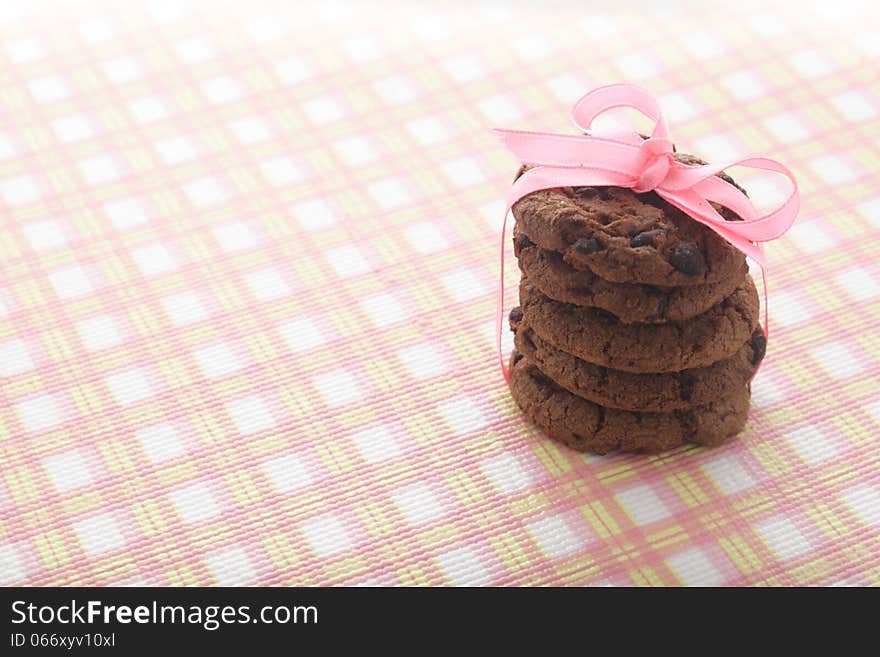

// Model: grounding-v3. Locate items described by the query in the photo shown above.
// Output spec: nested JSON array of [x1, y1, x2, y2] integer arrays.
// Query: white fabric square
[[721, 70, 766, 100], [438, 397, 488, 435], [333, 135, 379, 166], [786, 221, 837, 254], [526, 515, 583, 559], [260, 156, 304, 186], [274, 55, 313, 85], [302, 515, 352, 556], [137, 422, 186, 464], [313, 368, 363, 407], [397, 342, 449, 380], [394, 482, 446, 525], [666, 547, 725, 586], [701, 454, 756, 495], [373, 75, 417, 105], [831, 91, 876, 122], [443, 54, 486, 83], [0, 338, 34, 376], [442, 157, 485, 187], [205, 546, 257, 586], [194, 341, 242, 379], [103, 197, 149, 230], [78, 155, 122, 185], [76, 314, 123, 352], [16, 393, 65, 433], [1, 175, 40, 206], [23, 219, 66, 252], [351, 425, 401, 464], [28, 75, 69, 103], [404, 222, 448, 254], [262, 453, 312, 494], [171, 481, 221, 524], [102, 56, 141, 84], [175, 36, 216, 63], [368, 178, 413, 210], [44, 449, 93, 493], [477, 94, 520, 123], [436, 546, 491, 586], [183, 177, 227, 207], [201, 76, 245, 104], [757, 516, 812, 559], [441, 269, 487, 302], [786, 425, 839, 464], [106, 368, 155, 405], [244, 267, 291, 301], [52, 115, 94, 143], [132, 243, 177, 276], [808, 155, 857, 185], [291, 199, 337, 231], [835, 268, 880, 301], [325, 244, 370, 277], [278, 317, 326, 353], [788, 49, 832, 79], [161, 290, 209, 326], [615, 484, 672, 525], [49, 265, 93, 299], [360, 292, 408, 327], [405, 116, 451, 145], [230, 116, 273, 144], [810, 342, 865, 379], [763, 112, 810, 143], [226, 395, 276, 435], [74, 513, 126, 555], [480, 452, 532, 494], [0, 543, 25, 585], [127, 96, 170, 123], [841, 484, 880, 526], [213, 221, 258, 253], [302, 96, 344, 124], [615, 52, 658, 80], [154, 136, 198, 165]]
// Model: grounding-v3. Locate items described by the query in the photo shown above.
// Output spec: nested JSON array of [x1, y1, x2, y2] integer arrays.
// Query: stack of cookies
[[507, 156, 766, 454]]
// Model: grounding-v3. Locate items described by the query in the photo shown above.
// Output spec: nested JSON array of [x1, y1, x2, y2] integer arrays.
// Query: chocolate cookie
[[508, 351, 750, 454], [519, 275, 760, 372], [514, 228, 747, 323], [511, 311, 764, 411], [511, 154, 747, 286]]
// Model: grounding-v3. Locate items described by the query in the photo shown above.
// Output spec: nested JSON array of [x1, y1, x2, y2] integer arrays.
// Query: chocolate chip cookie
[[519, 275, 760, 372], [508, 352, 750, 454], [511, 311, 764, 411], [511, 153, 747, 286], [514, 227, 747, 323]]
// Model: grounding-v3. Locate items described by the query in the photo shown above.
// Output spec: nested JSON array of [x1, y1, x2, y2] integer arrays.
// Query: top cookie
[[511, 154, 747, 286]]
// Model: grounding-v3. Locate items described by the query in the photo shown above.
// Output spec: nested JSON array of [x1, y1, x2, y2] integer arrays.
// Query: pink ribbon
[[495, 83, 799, 380]]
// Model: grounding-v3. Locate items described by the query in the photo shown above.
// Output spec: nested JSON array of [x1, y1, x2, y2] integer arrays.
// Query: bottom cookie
[[508, 351, 750, 454]]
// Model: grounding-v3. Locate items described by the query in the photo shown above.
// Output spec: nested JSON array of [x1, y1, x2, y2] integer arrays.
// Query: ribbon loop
[[493, 84, 800, 382], [632, 137, 674, 193]]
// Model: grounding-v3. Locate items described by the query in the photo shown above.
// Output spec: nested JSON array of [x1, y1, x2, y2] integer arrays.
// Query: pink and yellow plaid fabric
[[1, 1, 879, 586]]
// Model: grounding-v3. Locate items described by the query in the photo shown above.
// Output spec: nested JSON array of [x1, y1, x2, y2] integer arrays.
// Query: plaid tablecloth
[[1, 0, 878, 586]]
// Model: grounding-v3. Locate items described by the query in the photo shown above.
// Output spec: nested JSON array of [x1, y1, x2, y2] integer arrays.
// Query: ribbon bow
[[494, 83, 799, 380]]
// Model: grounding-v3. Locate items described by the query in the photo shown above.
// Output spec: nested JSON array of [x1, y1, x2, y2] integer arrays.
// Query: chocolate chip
[[677, 371, 696, 402], [655, 292, 669, 318], [630, 229, 663, 247], [750, 331, 767, 365], [573, 237, 603, 255], [513, 233, 534, 252], [512, 351, 524, 365], [508, 306, 523, 328], [669, 242, 706, 277]]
